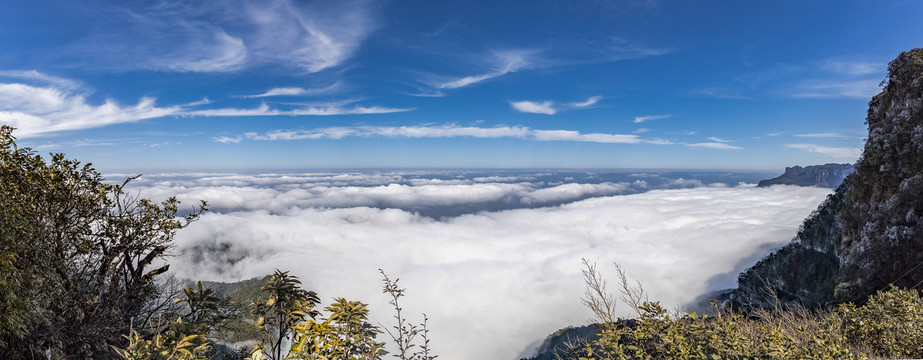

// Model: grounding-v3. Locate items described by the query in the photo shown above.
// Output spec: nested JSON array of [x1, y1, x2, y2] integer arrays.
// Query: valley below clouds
[[125, 171, 832, 360]]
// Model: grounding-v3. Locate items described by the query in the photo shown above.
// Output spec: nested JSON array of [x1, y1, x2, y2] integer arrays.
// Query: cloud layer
[[125, 172, 831, 359]]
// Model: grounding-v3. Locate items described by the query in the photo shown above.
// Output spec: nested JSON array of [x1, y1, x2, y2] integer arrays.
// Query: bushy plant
[[839, 286, 923, 357], [0, 125, 206, 358], [573, 260, 864, 360]]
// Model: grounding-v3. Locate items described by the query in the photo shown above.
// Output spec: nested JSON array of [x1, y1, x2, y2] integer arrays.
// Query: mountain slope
[[734, 48, 923, 308]]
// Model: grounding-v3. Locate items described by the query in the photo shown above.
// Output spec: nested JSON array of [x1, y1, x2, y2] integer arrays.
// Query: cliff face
[[757, 163, 855, 188], [735, 49, 923, 309]]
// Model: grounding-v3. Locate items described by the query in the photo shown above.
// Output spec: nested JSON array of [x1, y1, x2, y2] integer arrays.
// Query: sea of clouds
[[123, 170, 832, 360]]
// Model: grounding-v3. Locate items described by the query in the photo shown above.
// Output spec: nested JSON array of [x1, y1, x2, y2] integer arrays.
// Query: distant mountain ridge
[[757, 163, 855, 188]]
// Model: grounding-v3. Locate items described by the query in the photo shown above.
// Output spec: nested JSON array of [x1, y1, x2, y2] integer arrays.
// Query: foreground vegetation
[[535, 261, 923, 360], [0, 125, 435, 359]]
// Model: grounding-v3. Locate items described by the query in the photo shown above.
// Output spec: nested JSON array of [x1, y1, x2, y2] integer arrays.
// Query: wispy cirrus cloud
[[436, 50, 532, 89], [634, 114, 672, 123], [697, 59, 885, 100], [510, 96, 603, 115], [786, 143, 861, 159], [786, 79, 882, 99], [67, 0, 377, 73], [431, 37, 668, 92], [569, 95, 602, 108], [0, 71, 412, 137], [213, 124, 660, 144]]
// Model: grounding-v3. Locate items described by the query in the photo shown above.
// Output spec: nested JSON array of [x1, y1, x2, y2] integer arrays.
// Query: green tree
[[249, 270, 321, 360], [288, 298, 387, 360], [0, 125, 206, 358]]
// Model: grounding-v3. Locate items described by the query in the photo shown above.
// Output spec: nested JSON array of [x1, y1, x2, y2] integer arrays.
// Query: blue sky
[[1, 0, 920, 172]]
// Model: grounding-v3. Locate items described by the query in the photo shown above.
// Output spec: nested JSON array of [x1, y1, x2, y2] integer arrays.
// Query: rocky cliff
[[734, 48, 923, 309], [757, 163, 855, 188]]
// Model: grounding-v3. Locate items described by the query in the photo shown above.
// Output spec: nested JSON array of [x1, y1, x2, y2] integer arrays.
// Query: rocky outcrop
[[734, 49, 923, 309], [757, 163, 855, 188]]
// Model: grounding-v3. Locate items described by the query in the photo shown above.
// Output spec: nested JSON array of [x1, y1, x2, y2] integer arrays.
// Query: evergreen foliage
[[0, 125, 206, 358]]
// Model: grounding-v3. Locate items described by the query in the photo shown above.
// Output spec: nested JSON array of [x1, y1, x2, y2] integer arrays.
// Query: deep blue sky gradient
[[0, 0, 920, 171]]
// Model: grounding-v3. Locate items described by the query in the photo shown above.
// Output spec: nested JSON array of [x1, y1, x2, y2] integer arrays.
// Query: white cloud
[[786, 143, 861, 159], [436, 50, 531, 89], [0, 71, 408, 137], [706, 136, 730, 143], [214, 136, 244, 144], [0, 79, 180, 138], [686, 142, 743, 150], [510, 100, 556, 115], [239, 82, 343, 98], [633, 114, 672, 123], [137, 176, 831, 360], [569, 96, 603, 108], [510, 95, 604, 115]]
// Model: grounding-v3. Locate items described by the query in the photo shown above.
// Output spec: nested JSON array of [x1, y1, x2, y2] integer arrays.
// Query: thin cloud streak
[[215, 124, 654, 144], [787, 79, 882, 99], [569, 96, 603, 108], [786, 143, 861, 159], [634, 114, 672, 123], [238, 82, 343, 98], [187, 103, 412, 117], [436, 50, 531, 89], [686, 142, 743, 150]]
